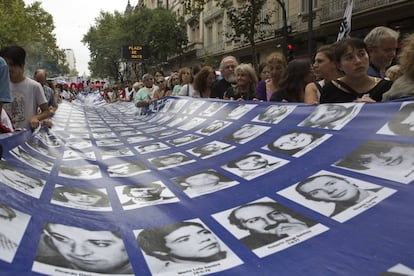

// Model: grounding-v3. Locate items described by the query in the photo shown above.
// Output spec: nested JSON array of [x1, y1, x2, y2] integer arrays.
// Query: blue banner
[[0, 95, 414, 275]]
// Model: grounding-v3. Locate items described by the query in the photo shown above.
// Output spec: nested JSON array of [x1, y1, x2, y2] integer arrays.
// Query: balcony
[[319, 0, 406, 22], [203, 6, 223, 22], [202, 41, 226, 56]]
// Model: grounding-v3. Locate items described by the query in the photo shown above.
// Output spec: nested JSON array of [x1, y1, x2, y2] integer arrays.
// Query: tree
[[0, 0, 68, 77], [183, 0, 271, 70], [82, 8, 187, 81], [120, 7, 188, 73], [82, 11, 125, 81]]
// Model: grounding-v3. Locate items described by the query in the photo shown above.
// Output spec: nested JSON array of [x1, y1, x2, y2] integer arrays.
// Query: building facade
[[132, 0, 414, 72]]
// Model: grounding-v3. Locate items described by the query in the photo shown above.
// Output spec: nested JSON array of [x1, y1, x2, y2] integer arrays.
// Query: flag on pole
[[337, 0, 354, 41]]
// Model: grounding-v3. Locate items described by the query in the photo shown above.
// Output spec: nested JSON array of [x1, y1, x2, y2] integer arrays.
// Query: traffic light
[[287, 38, 294, 61]]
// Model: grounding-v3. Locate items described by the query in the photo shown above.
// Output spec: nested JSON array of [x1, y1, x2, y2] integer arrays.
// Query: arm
[[29, 103, 50, 129], [304, 82, 319, 104]]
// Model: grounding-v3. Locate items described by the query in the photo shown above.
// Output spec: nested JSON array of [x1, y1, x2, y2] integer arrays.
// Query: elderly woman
[[224, 63, 258, 101]]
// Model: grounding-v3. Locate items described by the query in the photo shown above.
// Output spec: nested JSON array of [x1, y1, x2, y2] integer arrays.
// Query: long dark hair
[[277, 59, 313, 102]]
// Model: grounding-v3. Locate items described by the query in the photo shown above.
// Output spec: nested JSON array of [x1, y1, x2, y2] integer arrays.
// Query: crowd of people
[[0, 26, 413, 133]]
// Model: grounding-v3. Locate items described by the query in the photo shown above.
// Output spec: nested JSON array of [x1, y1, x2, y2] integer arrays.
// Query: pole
[[276, 0, 288, 58], [308, 0, 313, 58]]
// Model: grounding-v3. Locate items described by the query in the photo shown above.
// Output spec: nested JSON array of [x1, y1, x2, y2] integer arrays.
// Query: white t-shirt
[[4, 77, 47, 129]]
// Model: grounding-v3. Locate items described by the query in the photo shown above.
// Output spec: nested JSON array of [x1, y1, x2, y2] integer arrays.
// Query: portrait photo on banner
[[377, 102, 414, 137], [277, 170, 397, 222], [221, 151, 289, 180], [263, 130, 332, 158], [333, 140, 414, 184], [224, 103, 257, 120], [195, 120, 232, 136], [298, 103, 363, 130], [180, 100, 205, 115], [9, 146, 54, 173], [149, 152, 195, 170], [33, 222, 134, 275], [115, 181, 178, 210], [187, 140, 235, 159], [135, 218, 243, 275], [224, 124, 270, 144], [134, 142, 170, 154], [199, 101, 228, 117], [251, 105, 296, 124], [58, 164, 102, 179], [170, 169, 239, 198], [0, 160, 45, 198], [212, 197, 329, 258], [51, 185, 112, 211], [0, 203, 31, 263]]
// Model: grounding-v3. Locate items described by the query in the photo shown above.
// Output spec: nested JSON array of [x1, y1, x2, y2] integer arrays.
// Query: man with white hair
[[364, 26, 399, 78], [211, 56, 238, 99]]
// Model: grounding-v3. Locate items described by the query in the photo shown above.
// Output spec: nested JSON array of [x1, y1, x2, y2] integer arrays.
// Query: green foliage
[[83, 7, 187, 81], [82, 11, 125, 81], [0, 0, 68, 77]]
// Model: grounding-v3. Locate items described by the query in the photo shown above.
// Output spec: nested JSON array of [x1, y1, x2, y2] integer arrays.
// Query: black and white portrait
[[33, 222, 133, 275], [378, 102, 414, 137], [9, 146, 53, 173], [199, 102, 228, 116], [116, 181, 178, 210], [134, 142, 170, 154], [100, 147, 134, 160], [65, 139, 93, 149], [263, 131, 332, 157], [212, 197, 328, 258], [167, 134, 203, 146], [277, 170, 396, 222], [181, 100, 205, 114], [167, 115, 189, 127], [0, 160, 45, 198], [225, 103, 256, 120], [107, 161, 149, 177], [93, 132, 117, 139], [25, 139, 57, 159], [221, 151, 289, 180], [177, 117, 206, 131], [96, 138, 124, 147], [0, 204, 31, 263], [252, 105, 296, 124], [62, 150, 96, 161], [149, 152, 195, 170], [224, 124, 270, 144], [51, 185, 112, 211], [135, 219, 242, 275], [188, 140, 235, 159], [171, 169, 239, 198], [58, 164, 102, 179], [126, 135, 153, 144], [196, 120, 232, 136], [333, 140, 414, 184], [153, 129, 182, 139], [298, 103, 363, 130]]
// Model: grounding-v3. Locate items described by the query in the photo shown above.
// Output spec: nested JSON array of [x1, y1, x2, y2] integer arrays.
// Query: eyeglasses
[[157, 80, 165, 84]]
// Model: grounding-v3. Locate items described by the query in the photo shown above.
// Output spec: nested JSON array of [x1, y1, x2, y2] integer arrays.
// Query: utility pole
[[276, 0, 289, 59], [308, 0, 314, 58]]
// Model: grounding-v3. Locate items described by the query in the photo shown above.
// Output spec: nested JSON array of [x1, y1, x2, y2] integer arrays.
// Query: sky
[[24, 0, 136, 76]]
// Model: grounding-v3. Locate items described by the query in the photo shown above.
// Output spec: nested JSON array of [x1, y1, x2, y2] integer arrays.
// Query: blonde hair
[[399, 33, 414, 79], [235, 63, 258, 93], [266, 52, 287, 69]]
